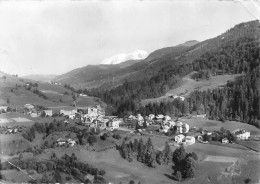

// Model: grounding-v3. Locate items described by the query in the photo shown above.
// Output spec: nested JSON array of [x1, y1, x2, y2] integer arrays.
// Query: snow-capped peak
[[101, 50, 149, 65]]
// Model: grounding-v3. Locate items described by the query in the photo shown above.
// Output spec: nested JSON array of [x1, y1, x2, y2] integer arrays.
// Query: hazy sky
[[0, 0, 259, 76]]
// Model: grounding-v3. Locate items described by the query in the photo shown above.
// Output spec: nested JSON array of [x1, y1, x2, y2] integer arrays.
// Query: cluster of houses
[[0, 126, 23, 134], [23, 104, 53, 118]]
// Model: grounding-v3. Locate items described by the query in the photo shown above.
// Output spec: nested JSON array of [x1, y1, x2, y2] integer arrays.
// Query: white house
[[160, 125, 170, 133], [24, 104, 34, 110], [222, 138, 229, 144], [79, 93, 88, 97], [193, 114, 207, 119], [164, 115, 171, 121], [57, 138, 66, 146], [234, 129, 250, 140], [148, 114, 155, 120], [175, 134, 185, 144], [44, 110, 53, 117], [185, 136, 195, 145], [60, 109, 77, 117], [108, 120, 120, 131], [87, 107, 98, 117], [67, 139, 76, 146], [137, 114, 144, 126], [168, 121, 176, 128], [30, 112, 40, 118]]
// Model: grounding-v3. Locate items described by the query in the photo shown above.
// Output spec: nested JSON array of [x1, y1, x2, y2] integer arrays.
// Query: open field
[[142, 74, 241, 105], [0, 113, 35, 127], [0, 76, 101, 109], [204, 155, 239, 163], [181, 117, 260, 135]]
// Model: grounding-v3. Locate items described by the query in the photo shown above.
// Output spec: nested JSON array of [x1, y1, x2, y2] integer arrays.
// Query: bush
[[100, 133, 108, 140]]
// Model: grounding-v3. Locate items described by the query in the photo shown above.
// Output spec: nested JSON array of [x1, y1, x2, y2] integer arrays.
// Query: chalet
[[175, 134, 185, 144], [233, 129, 250, 140], [148, 114, 155, 120], [44, 110, 53, 117], [185, 136, 195, 145]]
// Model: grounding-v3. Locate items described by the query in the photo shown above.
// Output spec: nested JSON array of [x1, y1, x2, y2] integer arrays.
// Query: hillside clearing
[[142, 74, 241, 105]]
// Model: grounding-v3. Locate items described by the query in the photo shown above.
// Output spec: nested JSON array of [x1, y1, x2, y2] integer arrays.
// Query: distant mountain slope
[[53, 40, 200, 89], [53, 58, 143, 89], [22, 74, 56, 82], [54, 20, 259, 93]]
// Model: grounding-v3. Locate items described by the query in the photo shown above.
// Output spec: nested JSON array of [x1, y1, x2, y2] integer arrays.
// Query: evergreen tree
[[133, 139, 139, 152], [156, 151, 163, 165], [121, 140, 128, 159], [144, 138, 156, 168], [137, 138, 144, 162], [163, 141, 171, 165]]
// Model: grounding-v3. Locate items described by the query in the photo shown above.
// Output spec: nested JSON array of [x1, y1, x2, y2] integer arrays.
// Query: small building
[[185, 136, 195, 145], [182, 123, 190, 133], [31, 112, 40, 118], [0, 106, 8, 113], [148, 114, 155, 120], [160, 125, 170, 133], [222, 138, 229, 144], [234, 129, 250, 140], [44, 110, 53, 117], [164, 115, 171, 121], [176, 121, 183, 133], [193, 114, 207, 119], [175, 134, 185, 143], [156, 114, 164, 120], [67, 139, 76, 146], [108, 120, 120, 131], [24, 104, 34, 111], [57, 138, 66, 146]]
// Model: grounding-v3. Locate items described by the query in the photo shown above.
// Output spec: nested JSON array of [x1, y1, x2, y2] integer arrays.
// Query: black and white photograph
[[0, 0, 259, 183]]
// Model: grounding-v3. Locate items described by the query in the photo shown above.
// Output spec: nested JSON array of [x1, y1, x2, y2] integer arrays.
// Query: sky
[[0, 0, 259, 76]]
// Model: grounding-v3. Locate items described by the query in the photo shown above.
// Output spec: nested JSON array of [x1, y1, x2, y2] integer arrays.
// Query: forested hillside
[[87, 20, 259, 126]]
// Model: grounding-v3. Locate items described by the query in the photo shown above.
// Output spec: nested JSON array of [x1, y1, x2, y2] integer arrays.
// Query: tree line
[[0, 153, 106, 183], [119, 137, 198, 181]]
